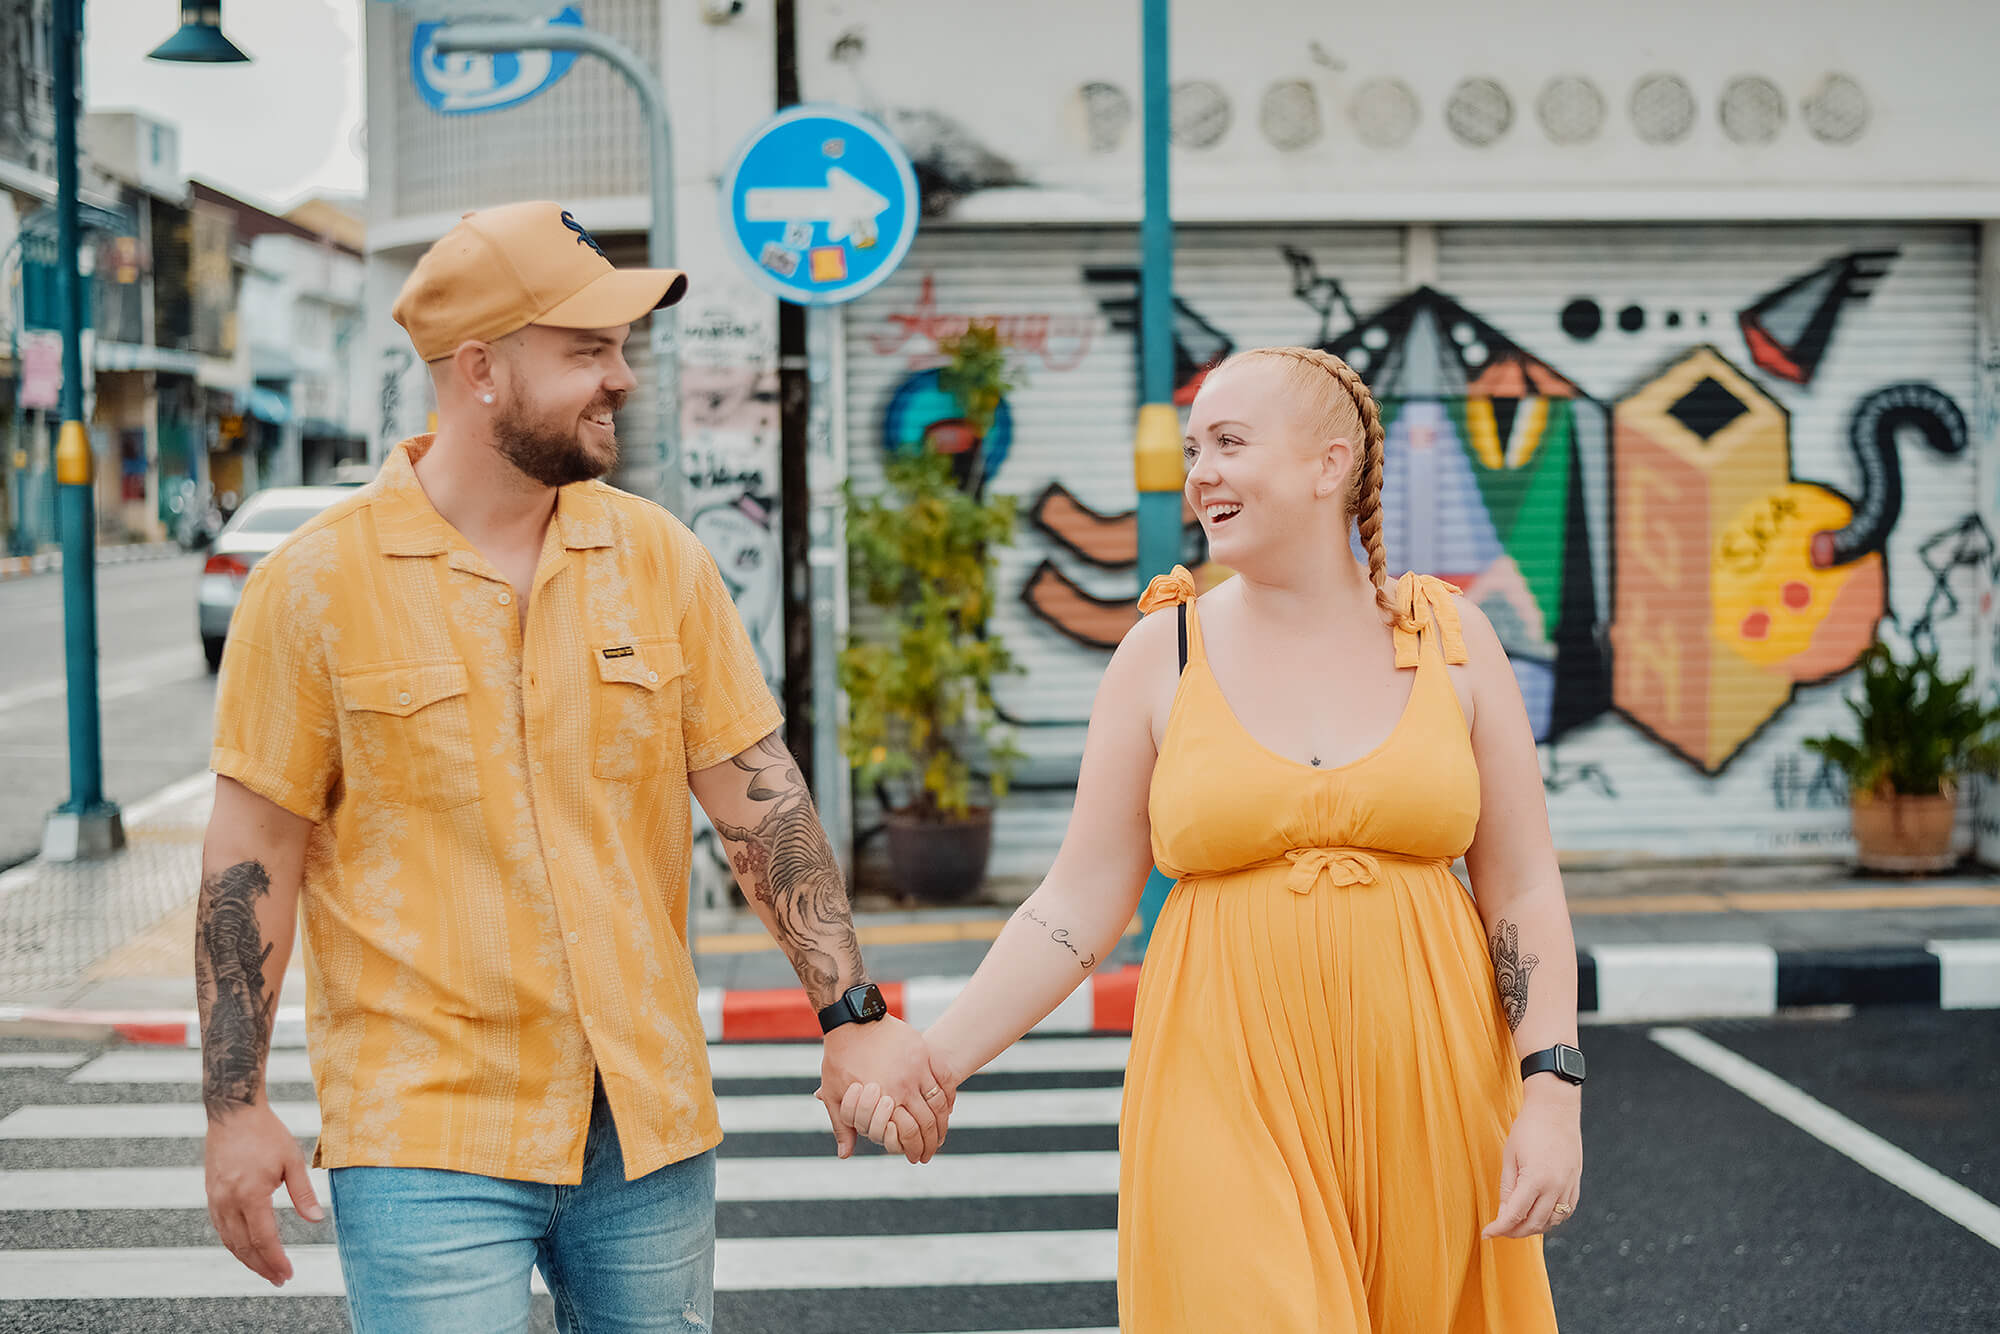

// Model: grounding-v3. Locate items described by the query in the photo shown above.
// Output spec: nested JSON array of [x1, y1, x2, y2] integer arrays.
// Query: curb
[[0, 541, 185, 581], [5, 941, 1998, 1048]]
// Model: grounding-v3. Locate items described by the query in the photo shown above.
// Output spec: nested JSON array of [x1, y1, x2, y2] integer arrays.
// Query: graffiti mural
[[1738, 249, 1898, 386], [1321, 285, 1613, 744], [1611, 347, 1885, 772], [870, 274, 1094, 372], [855, 231, 1978, 860]]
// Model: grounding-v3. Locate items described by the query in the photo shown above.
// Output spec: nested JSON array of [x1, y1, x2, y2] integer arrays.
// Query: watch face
[[855, 985, 888, 1021], [1556, 1047, 1586, 1081]]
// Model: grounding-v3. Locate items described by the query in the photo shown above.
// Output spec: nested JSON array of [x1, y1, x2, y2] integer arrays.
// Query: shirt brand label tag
[[601, 645, 635, 659]]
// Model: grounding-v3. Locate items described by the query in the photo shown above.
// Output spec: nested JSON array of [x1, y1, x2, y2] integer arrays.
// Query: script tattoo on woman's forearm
[[709, 733, 865, 1009], [1490, 918, 1540, 1033], [1015, 905, 1097, 971], [195, 860, 276, 1121]]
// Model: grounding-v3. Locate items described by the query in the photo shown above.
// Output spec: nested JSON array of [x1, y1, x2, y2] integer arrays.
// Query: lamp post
[[40, 0, 250, 861]]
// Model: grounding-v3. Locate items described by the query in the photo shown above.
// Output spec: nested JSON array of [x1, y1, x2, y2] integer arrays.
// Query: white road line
[[0, 646, 204, 718], [0, 1151, 1121, 1211], [1651, 1026, 2000, 1250], [73, 1036, 1132, 1085], [0, 1052, 86, 1069], [0, 1087, 1124, 1140], [0, 1231, 1118, 1299]]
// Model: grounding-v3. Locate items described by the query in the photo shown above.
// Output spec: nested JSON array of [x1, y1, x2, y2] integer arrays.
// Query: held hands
[[1482, 1080, 1583, 1240], [815, 1016, 962, 1164]]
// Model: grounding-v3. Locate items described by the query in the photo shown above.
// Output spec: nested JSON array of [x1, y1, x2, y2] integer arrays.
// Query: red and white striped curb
[[0, 967, 1149, 1048], [6, 940, 1999, 1047], [0, 541, 185, 581]]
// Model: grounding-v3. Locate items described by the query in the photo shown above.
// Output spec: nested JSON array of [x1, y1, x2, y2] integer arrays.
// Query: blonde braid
[[1214, 346, 1410, 631]]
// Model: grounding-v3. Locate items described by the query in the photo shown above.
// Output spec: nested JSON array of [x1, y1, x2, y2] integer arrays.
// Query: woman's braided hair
[[1209, 345, 1410, 631]]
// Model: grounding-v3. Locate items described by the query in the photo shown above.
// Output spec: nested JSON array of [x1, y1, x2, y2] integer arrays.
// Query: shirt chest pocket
[[592, 637, 685, 783], [336, 662, 481, 811]]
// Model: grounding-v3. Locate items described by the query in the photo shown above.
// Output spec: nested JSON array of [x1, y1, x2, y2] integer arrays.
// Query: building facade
[[360, 0, 2000, 875]]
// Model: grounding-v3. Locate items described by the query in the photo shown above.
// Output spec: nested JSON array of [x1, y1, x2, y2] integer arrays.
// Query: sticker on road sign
[[721, 104, 918, 306], [411, 6, 583, 115]]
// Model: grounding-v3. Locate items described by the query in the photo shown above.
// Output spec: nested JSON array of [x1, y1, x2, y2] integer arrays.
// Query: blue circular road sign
[[720, 104, 919, 306]]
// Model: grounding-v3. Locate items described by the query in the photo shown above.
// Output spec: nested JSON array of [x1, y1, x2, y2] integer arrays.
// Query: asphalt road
[[0, 1007, 1993, 1332], [0, 556, 216, 869]]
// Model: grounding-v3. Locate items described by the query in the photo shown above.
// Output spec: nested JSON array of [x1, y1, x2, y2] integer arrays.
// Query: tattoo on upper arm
[[1490, 919, 1540, 1033], [195, 860, 275, 1121], [1015, 905, 1097, 970], [708, 734, 864, 1009]]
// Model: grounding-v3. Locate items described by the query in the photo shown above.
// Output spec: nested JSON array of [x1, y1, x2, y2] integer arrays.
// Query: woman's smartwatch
[[1520, 1044, 1587, 1086], [817, 983, 889, 1035]]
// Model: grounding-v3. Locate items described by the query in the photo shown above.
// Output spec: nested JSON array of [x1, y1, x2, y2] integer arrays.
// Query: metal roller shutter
[[842, 225, 1408, 880], [1429, 223, 1979, 858]]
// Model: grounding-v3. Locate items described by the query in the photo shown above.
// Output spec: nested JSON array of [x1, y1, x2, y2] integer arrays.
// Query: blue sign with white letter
[[411, 6, 583, 115], [720, 104, 919, 306]]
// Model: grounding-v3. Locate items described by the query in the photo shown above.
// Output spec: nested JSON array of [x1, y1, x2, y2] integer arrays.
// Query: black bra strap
[[1178, 602, 1188, 675]]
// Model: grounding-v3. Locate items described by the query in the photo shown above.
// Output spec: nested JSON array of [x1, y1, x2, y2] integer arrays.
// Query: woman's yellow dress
[[1119, 566, 1561, 1332]]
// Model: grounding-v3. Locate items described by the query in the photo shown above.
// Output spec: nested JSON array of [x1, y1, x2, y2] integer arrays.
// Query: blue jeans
[[329, 1079, 715, 1333]]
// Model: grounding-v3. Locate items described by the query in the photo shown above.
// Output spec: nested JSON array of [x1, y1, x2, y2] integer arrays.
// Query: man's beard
[[492, 397, 620, 488]]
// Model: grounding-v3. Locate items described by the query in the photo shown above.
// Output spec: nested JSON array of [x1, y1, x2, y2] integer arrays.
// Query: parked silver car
[[198, 485, 352, 672]]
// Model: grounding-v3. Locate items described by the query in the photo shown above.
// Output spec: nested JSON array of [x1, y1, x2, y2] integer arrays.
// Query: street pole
[[431, 23, 683, 520], [42, 0, 123, 861], [1131, 0, 1176, 951]]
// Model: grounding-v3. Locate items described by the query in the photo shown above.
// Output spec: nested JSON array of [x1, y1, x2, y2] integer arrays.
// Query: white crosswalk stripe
[[0, 1036, 1130, 1331]]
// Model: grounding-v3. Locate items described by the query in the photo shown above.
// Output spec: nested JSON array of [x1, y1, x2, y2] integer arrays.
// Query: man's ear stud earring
[[481, 394, 494, 404]]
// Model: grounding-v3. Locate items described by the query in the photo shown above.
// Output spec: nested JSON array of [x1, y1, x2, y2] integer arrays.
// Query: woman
[[839, 346, 1579, 1330]]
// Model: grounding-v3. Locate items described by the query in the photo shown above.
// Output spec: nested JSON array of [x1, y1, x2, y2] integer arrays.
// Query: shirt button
[[582, 1014, 593, 1028], [567, 931, 579, 944], [497, 591, 512, 606], [533, 760, 545, 774], [646, 670, 659, 683], [397, 691, 412, 706], [547, 845, 561, 859]]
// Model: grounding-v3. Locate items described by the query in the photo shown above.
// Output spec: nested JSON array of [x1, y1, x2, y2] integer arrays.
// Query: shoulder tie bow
[[1138, 564, 1200, 616], [1391, 571, 1468, 669]]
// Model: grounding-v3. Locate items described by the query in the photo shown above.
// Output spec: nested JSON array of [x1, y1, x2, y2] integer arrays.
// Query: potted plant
[[839, 326, 1022, 900], [1803, 643, 2000, 872]]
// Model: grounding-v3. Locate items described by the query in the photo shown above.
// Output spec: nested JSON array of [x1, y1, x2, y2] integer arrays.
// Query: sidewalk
[[0, 540, 185, 581], [3, 773, 1997, 1045]]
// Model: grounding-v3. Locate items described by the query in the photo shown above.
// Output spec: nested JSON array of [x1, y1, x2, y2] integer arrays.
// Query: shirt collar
[[370, 435, 616, 556]]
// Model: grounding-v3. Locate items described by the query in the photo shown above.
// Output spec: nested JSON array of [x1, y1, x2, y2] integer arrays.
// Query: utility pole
[[1131, 0, 1178, 951], [41, 0, 122, 861]]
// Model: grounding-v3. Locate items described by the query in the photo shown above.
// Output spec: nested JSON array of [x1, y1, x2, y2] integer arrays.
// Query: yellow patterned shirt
[[211, 436, 783, 1183]]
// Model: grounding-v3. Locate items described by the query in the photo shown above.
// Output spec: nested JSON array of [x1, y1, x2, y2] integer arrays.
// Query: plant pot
[[884, 806, 994, 902], [1850, 789, 1958, 873]]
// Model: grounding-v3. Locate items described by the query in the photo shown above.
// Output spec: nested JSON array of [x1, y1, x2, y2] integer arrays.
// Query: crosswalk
[[0, 1038, 1128, 1332]]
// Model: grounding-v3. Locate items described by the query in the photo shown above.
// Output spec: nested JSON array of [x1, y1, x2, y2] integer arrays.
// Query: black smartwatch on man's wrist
[[817, 983, 889, 1035], [1520, 1043, 1587, 1086]]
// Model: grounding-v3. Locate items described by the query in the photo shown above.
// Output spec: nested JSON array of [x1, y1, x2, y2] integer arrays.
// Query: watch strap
[[1520, 1044, 1586, 1085], [816, 983, 888, 1035]]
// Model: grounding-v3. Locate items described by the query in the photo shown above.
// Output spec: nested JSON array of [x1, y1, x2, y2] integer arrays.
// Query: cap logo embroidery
[[560, 210, 607, 260]]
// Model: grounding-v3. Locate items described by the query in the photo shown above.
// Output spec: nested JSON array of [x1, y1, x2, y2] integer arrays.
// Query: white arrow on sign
[[745, 167, 891, 246]]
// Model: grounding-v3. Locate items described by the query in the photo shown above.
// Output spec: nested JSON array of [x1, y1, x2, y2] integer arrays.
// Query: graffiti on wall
[[874, 244, 1975, 804], [871, 274, 1095, 372]]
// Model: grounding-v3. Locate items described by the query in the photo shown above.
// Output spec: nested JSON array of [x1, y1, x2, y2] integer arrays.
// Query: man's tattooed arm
[[1015, 904, 1098, 971], [702, 733, 865, 1010], [196, 861, 277, 1122], [1490, 918, 1540, 1033]]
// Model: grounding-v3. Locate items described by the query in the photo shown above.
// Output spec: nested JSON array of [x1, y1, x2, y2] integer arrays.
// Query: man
[[197, 200, 952, 1331]]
